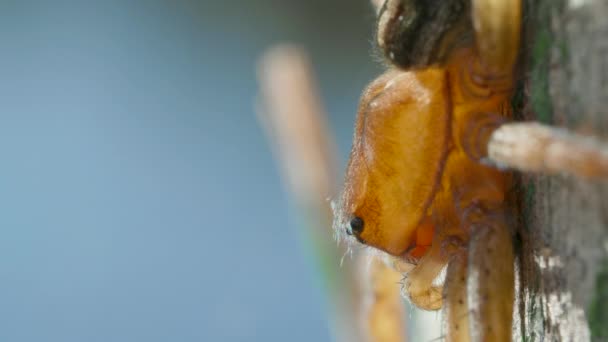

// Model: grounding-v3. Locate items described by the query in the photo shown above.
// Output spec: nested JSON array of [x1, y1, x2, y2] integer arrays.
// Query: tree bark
[[518, 1, 608, 340]]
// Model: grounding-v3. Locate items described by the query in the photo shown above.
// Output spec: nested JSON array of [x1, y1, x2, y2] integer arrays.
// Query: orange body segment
[[339, 68, 452, 256], [404, 218, 434, 261], [337, 46, 513, 258]]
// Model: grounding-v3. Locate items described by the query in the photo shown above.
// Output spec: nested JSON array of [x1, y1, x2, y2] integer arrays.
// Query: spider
[[333, 0, 608, 340]]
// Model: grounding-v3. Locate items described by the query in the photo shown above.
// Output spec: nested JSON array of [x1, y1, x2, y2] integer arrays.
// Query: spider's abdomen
[[377, 0, 472, 69]]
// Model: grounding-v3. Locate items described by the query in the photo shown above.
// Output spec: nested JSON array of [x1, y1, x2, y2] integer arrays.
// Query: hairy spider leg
[[466, 209, 515, 342], [444, 251, 470, 342], [402, 240, 448, 310], [488, 122, 608, 178], [472, 0, 521, 75]]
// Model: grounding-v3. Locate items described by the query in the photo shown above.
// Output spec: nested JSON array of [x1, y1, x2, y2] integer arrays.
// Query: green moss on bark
[[588, 260, 608, 340]]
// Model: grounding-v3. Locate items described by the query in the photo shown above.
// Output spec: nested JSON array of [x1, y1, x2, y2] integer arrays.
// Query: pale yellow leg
[[444, 251, 471, 342], [472, 0, 522, 74], [466, 212, 514, 342], [402, 242, 448, 311], [488, 122, 608, 179]]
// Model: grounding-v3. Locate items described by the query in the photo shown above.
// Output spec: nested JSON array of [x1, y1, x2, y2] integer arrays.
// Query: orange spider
[[333, 0, 608, 340]]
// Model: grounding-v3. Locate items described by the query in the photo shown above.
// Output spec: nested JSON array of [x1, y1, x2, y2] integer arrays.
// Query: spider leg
[[472, 0, 522, 74], [466, 208, 514, 342], [402, 241, 448, 310], [443, 251, 470, 342], [460, 113, 608, 179], [487, 122, 608, 179]]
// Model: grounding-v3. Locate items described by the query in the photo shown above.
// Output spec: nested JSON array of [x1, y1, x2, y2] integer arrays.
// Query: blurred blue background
[[0, 1, 381, 341]]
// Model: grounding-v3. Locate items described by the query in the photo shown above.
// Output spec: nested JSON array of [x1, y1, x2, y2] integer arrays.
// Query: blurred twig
[[371, 0, 384, 13], [360, 254, 408, 342], [257, 45, 363, 342], [257, 46, 336, 206], [256, 45, 407, 342]]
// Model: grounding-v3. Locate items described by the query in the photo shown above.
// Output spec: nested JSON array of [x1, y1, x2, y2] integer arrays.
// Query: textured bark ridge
[[517, 1, 608, 340]]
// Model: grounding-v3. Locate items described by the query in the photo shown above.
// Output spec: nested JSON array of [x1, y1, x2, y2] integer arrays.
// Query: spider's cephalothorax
[[377, 0, 472, 69]]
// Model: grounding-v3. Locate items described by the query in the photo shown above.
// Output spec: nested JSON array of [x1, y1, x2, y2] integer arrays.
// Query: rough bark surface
[[517, 1, 608, 341]]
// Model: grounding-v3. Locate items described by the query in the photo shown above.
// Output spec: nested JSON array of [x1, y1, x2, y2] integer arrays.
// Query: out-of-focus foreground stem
[[257, 45, 361, 342], [256, 45, 406, 342], [371, 0, 384, 13], [360, 255, 408, 342]]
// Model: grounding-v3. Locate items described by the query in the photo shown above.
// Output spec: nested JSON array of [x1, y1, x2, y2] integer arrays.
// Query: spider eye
[[349, 216, 365, 236]]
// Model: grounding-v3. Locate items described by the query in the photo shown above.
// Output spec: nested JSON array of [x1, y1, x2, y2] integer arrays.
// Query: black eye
[[349, 216, 365, 236]]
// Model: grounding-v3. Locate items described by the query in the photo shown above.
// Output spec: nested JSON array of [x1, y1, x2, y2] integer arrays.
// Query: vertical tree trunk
[[519, 1, 608, 340]]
